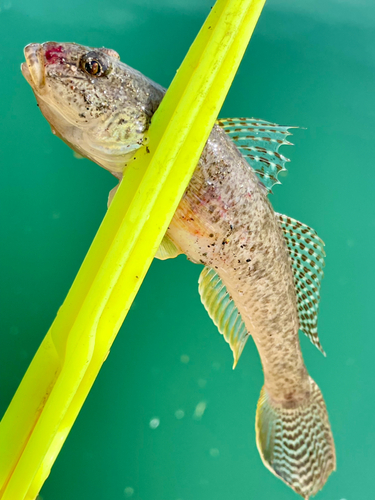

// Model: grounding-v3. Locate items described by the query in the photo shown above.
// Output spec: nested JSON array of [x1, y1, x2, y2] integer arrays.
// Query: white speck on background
[[193, 401, 207, 420], [124, 487, 134, 497], [149, 418, 160, 429], [209, 448, 220, 457], [180, 354, 190, 364], [175, 409, 185, 419]]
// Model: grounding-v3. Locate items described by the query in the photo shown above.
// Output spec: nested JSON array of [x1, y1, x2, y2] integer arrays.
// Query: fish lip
[[22, 43, 46, 91]]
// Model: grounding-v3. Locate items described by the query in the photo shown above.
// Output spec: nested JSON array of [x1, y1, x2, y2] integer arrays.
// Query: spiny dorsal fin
[[198, 266, 250, 368], [155, 235, 182, 260], [277, 213, 326, 355], [217, 117, 293, 193]]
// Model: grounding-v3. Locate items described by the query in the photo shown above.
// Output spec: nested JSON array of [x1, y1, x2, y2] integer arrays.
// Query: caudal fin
[[255, 377, 336, 499]]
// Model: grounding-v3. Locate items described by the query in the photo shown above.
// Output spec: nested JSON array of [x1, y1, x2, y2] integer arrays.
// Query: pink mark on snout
[[44, 44, 65, 65]]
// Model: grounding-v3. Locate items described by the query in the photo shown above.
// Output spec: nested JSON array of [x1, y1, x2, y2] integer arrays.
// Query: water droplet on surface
[[175, 409, 185, 420], [149, 418, 160, 429], [124, 487, 134, 497], [193, 401, 207, 420]]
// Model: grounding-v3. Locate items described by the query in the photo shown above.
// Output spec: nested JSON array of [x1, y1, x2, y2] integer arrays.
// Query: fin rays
[[217, 117, 293, 193], [155, 235, 182, 260], [256, 378, 336, 499], [277, 213, 326, 354], [198, 266, 249, 367]]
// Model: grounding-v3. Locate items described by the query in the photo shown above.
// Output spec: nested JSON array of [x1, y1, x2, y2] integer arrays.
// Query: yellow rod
[[0, 0, 266, 498]]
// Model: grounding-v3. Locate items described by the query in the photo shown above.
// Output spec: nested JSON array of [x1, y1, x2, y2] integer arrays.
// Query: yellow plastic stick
[[0, 0, 266, 498]]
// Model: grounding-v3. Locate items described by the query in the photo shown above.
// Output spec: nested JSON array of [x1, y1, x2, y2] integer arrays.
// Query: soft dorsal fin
[[217, 118, 293, 193], [198, 266, 250, 368], [155, 235, 182, 260], [277, 213, 326, 355]]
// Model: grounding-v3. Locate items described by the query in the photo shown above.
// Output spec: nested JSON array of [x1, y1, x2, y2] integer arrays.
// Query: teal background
[[0, 0, 374, 499]]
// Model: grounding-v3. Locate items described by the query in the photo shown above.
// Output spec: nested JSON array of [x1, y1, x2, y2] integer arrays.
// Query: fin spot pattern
[[277, 213, 326, 355], [217, 118, 294, 193], [256, 378, 336, 499]]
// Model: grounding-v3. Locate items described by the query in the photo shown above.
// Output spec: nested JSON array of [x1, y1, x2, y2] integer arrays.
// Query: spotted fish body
[[21, 42, 335, 498], [168, 125, 309, 398]]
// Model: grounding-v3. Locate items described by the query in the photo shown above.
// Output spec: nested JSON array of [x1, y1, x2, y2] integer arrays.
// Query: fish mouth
[[21, 43, 46, 92]]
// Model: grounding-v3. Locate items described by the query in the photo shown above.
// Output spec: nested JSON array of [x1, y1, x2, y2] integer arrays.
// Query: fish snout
[[22, 43, 46, 91]]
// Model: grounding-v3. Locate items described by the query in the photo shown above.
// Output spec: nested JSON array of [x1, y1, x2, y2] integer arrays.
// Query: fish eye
[[80, 51, 111, 77], [85, 60, 101, 75]]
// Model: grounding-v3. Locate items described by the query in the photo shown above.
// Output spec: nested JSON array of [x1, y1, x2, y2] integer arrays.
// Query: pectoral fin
[[155, 235, 182, 260], [107, 184, 180, 260], [198, 266, 250, 368], [107, 184, 119, 207]]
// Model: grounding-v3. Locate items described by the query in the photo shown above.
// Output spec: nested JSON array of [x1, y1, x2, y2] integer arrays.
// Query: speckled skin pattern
[[22, 42, 310, 407], [169, 127, 310, 406], [22, 42, 165, 178]]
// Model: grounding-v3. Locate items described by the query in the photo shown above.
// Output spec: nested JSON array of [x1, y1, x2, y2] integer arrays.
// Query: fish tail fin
[[255, 377, 336, 499]]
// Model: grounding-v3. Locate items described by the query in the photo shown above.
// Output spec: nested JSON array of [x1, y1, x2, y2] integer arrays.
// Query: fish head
[[21, 42, 165, 176]]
